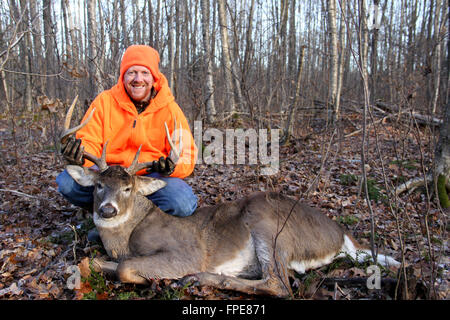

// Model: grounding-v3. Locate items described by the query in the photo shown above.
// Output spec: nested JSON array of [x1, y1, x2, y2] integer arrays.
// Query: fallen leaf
[[78, 257, 91, 278]]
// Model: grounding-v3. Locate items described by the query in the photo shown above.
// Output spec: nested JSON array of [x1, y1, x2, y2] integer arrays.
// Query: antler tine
[[64, 95, 78, 131], [60, 96, 108, 171], [126, 119, 184, 176], [60, 105, 96, 144], [126, 145, 143, 175], [96, 141, 109, 172], [77, 141, 108, 172], [164, 118, 182, 163], [125, 145, 157, 175]]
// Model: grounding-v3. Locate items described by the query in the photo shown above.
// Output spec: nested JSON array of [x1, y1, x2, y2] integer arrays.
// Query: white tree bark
[[200, 0, 216, 123], [327, 0, 339, 120], [217, 0, 236, 114]]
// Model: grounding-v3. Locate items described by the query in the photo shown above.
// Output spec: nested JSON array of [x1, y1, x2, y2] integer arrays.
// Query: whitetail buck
[[60, 98, 400, 297]]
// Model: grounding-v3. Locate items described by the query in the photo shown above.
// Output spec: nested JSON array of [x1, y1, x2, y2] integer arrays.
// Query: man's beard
[[128, 87, 155, 114]]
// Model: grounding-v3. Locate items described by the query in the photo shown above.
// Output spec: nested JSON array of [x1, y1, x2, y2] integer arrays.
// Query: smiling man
[[56, 45, 198, 234], [124, 65, 154, 105]]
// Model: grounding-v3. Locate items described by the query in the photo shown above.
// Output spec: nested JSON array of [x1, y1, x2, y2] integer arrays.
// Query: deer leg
[[180, 242, 293, 298], [115, 254, 199, 285], [92, 257, 118, 275], [180, 271, 289, 297]]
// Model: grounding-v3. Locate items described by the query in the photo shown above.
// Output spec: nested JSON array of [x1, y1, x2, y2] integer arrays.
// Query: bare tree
[[217, 0, 236, 115], [42, 0, 56, 97], [369, 0, 380, 100], [200, 0, 216, 123], [281, 45, 306, 145], [335, 0, 347, 122], [87, 0, 102, 99], [431, 0, 443, 114], [166, 0, 175, 90], [327, 0, 339, 122]]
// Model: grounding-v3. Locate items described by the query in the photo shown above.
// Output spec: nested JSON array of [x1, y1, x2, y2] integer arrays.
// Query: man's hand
[[61, 137, 85, 166], [146, 156, 175, 176]]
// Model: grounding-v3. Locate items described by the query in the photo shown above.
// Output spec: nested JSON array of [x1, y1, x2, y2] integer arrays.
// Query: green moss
[[337, 215, 359, 226], [339, 174, 358, 186], [116, 291, 139, 300], [81, 262, 111, 300], [366, 179, 381, 201]]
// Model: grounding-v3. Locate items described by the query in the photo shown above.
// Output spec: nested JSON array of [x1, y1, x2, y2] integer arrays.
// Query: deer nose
[[99, 204, 117, 219]]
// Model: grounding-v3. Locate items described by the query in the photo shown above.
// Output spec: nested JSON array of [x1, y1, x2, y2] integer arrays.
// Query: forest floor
[[0, 110, 448, 300]]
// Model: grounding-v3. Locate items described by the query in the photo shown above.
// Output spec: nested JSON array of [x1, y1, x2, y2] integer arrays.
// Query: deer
[[60, 97, 400, 297]]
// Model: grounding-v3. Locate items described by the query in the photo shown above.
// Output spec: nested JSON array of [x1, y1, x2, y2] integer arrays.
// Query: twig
[[0, 188, 44, 200], [1, 69, 63, 77], [70, 225, 79, 262]]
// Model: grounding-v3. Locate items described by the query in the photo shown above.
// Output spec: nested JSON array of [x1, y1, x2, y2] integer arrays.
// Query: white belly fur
[[214, 237, 256, 277], [288, 234, 400, 274], [288, 234, 356, 274]]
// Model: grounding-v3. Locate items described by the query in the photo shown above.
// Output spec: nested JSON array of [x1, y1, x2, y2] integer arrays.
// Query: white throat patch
[[93, 208, 132, 229]]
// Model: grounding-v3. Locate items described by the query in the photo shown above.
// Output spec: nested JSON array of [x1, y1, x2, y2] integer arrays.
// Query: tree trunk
[[435, 101, 450, 208], [42, 0, 55, 97], [217, 0, 236, 115], [327, 0, 339, 122], [87, 0, 102, 100], [166, 0, 175, 90], [119, 0, 128, 48], [21, 0, 32, 112], [281, 45, 306, 145], [200, 0, 216, 123], [370, 0, 380, 101], [335, 0, 346, 122], [431, 0, 442, 115]]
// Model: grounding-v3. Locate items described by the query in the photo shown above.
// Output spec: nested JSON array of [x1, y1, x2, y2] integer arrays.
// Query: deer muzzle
[[99, 203, 118, 219]]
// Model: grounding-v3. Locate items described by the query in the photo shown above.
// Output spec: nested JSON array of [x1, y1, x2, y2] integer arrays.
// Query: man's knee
[[56, 170, 74, 196], [56, 170, 94, 208], [171, 192, 198, 217], [146, 175, 197, 217]]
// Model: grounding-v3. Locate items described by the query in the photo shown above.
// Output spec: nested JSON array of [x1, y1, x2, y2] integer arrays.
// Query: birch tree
[[431, 0, 442, 114], [200, 0, 216, 123], [217, 0, 236, 115], [327, 0, 339, 122]]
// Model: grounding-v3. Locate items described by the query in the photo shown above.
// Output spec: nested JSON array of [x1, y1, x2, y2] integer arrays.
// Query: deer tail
[[336, 233, 401, 268]]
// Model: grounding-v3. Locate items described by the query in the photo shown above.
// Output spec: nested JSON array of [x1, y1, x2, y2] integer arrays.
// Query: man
[[56, 45, 198, 224]]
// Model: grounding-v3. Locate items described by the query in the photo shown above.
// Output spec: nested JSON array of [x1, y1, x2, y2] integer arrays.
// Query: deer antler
[[126, 145, 146, 175], [125, 119, 183, 175], [164, 118, 182, 164], [61, 96, 108, 172]]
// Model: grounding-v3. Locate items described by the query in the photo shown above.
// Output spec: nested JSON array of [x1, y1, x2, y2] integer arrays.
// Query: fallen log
[[344, 110, 409, 138], [375, 101, 443, 126], [395, 174, 432, 196]]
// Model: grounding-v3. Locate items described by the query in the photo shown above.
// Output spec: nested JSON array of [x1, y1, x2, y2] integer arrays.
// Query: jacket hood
[[110, 45, 174, 115], [119, 45, 162, 89]]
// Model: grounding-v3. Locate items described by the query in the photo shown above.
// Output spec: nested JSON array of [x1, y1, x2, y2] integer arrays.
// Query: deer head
[[61, 96, 167, 221]]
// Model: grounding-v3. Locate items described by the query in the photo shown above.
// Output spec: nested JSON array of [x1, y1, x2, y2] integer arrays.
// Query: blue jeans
[[56, 170, 198, 217]]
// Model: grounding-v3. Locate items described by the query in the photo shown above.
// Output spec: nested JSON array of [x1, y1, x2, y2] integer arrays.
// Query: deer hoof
[[178, 274, 200, 287]]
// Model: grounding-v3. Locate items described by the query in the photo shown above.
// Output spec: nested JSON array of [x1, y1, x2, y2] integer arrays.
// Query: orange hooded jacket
[[76, 45, 197, 178]]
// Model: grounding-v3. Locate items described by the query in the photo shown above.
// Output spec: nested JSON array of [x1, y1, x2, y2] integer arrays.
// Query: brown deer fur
[[66, 164, 400, 297]]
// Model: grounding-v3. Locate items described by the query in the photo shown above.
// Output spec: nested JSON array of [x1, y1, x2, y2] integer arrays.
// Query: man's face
[[123, 65, 154, 102]]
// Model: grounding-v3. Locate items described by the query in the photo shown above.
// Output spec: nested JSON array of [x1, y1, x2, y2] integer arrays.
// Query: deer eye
[[123, 186, 132, 193], [96, 183, 104, 191]]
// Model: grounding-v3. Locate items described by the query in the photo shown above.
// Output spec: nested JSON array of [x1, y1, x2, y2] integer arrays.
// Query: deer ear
[[135, 176, 167, 196], [66, 165, 99, 187]]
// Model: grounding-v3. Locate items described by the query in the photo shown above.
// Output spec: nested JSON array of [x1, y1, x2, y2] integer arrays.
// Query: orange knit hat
[[119, 45, 161, 87]]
